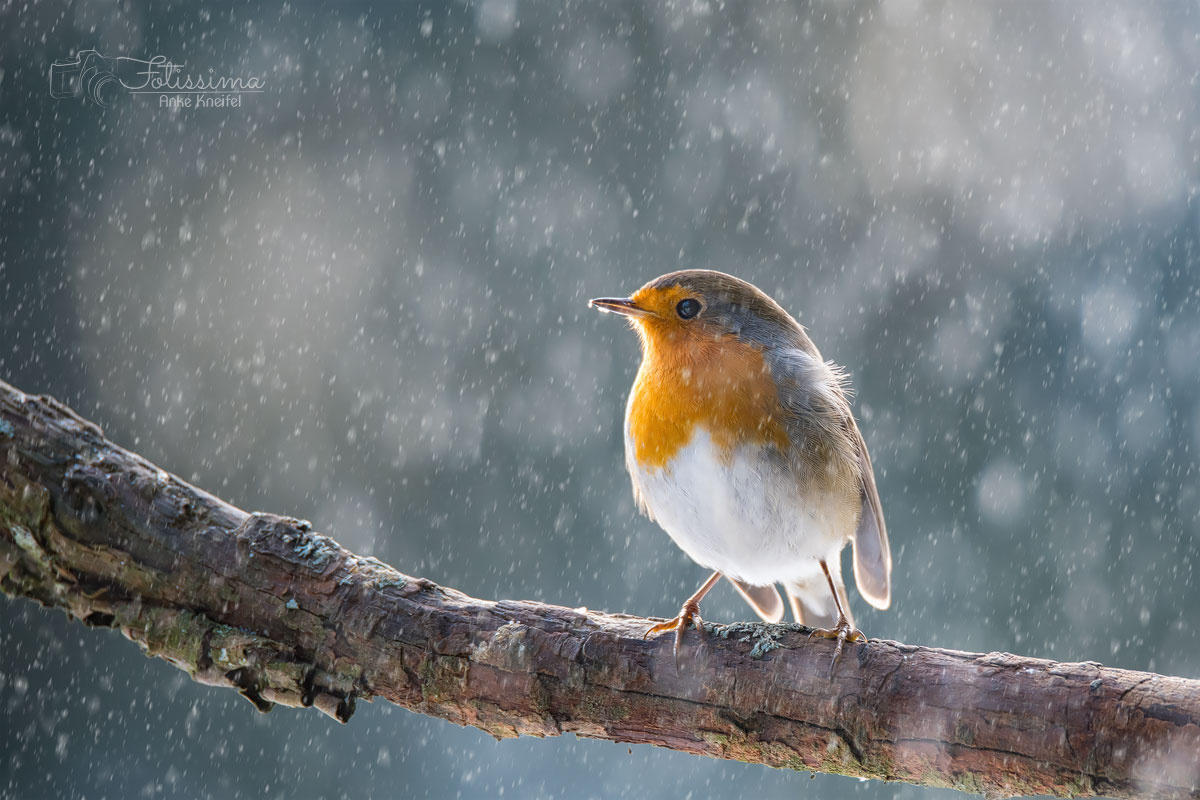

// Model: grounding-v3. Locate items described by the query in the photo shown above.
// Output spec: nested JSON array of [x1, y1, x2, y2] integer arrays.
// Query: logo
[[50, 49, 265, 109]]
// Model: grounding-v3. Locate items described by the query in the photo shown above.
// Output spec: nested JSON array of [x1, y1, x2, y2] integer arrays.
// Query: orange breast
[[627, 333, 790, 470]]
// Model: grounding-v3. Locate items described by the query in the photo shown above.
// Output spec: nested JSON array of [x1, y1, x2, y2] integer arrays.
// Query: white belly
[[626, 428, 852, 586]]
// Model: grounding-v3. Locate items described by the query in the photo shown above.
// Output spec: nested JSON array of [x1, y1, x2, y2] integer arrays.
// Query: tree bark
[[0, 379, 1197, 799]]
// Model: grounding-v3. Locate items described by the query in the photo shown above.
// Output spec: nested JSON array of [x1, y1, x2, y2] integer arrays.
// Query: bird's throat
[[626, 336, 790, 470]]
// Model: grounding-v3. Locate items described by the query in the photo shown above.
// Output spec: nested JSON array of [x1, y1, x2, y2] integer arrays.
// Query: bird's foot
[[644, 599, 705, 668], [807, 616, 866, 676]]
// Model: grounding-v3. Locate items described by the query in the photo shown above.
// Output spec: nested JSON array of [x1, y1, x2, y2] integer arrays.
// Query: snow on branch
[[0, 379, 1197, 798]]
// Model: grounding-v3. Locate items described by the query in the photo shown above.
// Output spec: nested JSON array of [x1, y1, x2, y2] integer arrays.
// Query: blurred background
[[2, 1, 1199, 797]]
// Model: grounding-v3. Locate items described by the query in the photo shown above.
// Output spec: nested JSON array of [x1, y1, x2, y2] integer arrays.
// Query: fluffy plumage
[[609, 269, 891, 625]]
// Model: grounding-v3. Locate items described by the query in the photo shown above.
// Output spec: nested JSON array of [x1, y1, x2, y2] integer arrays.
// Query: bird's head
[[589, 269, 803, 358]]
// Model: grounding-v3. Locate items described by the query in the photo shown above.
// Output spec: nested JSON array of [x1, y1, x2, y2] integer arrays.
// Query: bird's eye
[[676, 298, 702, 320]]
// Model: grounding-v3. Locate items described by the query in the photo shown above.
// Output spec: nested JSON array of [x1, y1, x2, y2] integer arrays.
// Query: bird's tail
[[727, 577, 784, 623], [784, 560, 852, 630]]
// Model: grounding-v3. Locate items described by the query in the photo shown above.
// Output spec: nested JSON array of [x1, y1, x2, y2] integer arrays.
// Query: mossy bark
[[1, 379, 1197, 798]]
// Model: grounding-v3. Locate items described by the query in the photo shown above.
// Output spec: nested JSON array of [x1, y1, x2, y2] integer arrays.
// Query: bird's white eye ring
[[676, 298, 702, 319]]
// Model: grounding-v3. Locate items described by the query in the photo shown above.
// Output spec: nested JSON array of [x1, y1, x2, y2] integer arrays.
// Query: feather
[[784, 562, 850, 630], [727, 578, 784, 623], [849, 420, 892, 609]]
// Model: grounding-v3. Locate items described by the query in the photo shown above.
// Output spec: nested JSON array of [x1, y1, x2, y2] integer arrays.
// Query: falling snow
[[2, 2, 1199, 798]]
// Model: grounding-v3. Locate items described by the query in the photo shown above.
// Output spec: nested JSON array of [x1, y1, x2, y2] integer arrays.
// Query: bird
[[590, 269, 891, 666]]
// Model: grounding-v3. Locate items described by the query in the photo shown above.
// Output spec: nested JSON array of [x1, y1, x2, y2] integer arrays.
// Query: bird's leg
[[807, 559, 866, 674], [644, 570, 721, 663]]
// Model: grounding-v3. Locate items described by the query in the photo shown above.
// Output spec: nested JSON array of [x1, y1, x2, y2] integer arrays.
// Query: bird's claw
[[645, 600, 705, 669], [807, 617, 866, 676]]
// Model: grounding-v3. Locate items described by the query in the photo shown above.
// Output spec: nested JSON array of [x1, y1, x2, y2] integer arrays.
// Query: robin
[[590, 269, 891, 665]]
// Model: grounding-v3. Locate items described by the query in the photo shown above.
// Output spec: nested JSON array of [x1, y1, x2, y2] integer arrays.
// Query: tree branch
[[0, 379, 1197, 798]]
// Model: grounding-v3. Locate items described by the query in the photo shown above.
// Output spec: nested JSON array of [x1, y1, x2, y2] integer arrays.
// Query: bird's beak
[[588, 297, 652, 318]]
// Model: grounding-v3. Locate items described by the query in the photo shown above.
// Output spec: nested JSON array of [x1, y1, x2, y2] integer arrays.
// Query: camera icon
[[50, 50, 122, 106]]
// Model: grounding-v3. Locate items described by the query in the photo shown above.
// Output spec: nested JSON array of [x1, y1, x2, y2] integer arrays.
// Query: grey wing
[[848, 417, 891, 609], [769, 345, 892, 609]]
